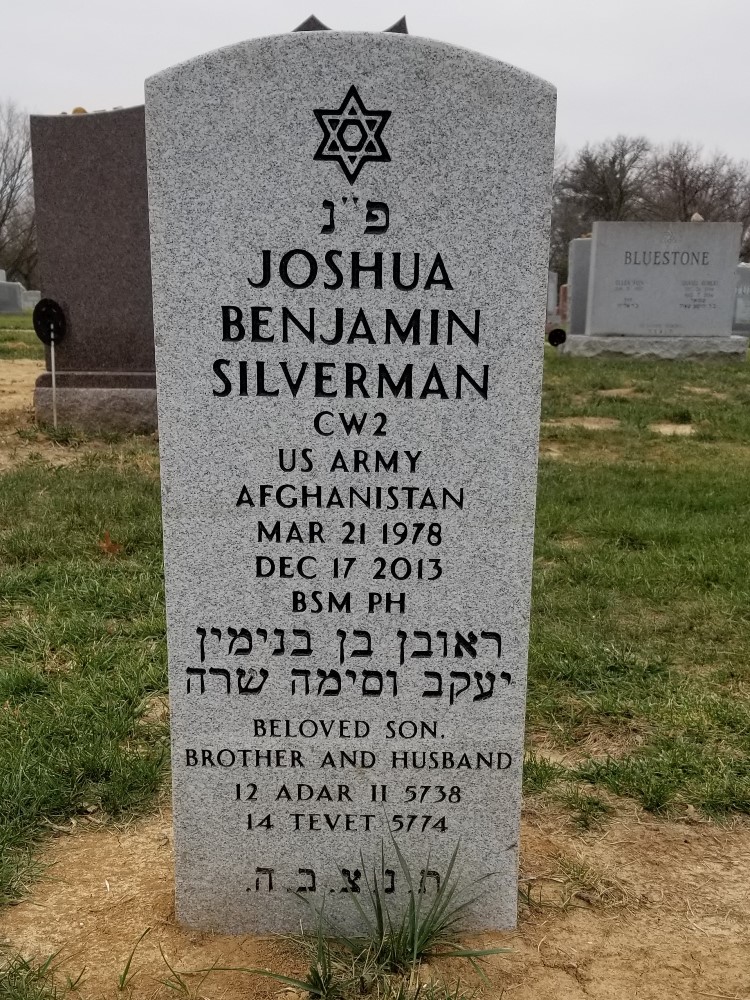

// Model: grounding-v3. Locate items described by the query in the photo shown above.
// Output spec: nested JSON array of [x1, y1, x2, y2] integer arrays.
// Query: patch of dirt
[[544, 417, 621, 431], [649, 422, 695, 437], [554, 535, 587, 550], [538, 439, 627, 466], [141, 695, 170, 725], [0, 362, 159, 471], [0, 409, 83, 471], [683, 385, 728, 401], [3, 807, 750, 1000], [596, 386, 645, 399], [0, 359, 43, 412], [530, 726, 645, 766]]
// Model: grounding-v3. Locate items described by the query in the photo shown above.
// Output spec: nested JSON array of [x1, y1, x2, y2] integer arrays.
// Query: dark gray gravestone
[[567, 237, 591, 336], [146, 29, 555, 935], [30, 107, 156, 431]]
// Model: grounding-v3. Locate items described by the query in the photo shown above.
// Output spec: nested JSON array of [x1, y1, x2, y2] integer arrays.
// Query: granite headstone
[[0, 281, 23, 314], [546, 270, 558, 316], [30, 107, 156, 430], [146, 29, 555, 934], [733, 264, 750, 334], [567, 237, 591, 336], [563, 221, 747, 359]]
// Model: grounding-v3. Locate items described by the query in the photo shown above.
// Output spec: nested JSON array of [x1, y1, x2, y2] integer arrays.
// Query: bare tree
[[560, 135, 652, 222], [549, 136, 652, 280], [0, 100, 36, 285], [642, 142, 750, 258]]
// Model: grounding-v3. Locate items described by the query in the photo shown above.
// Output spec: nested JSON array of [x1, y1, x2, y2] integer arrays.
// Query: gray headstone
[[567, 237, 591, 336], [733, 264, 750, 333], [562, 221, 747, 359], [0, 281, 23, 314], [546, 270, 558, 316], [586, 221, 740, 337], [0, 270, 6, 282], [146, 30, 555, 935]]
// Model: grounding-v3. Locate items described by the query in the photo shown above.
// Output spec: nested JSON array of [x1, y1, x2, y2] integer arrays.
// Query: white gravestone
[[0, 280, 24, 314], [146, 30, 555, 934], [563, 221, 747, 359]]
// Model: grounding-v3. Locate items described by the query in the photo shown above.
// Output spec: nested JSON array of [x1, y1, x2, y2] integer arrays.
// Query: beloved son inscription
[[146, 31, 555, 933]]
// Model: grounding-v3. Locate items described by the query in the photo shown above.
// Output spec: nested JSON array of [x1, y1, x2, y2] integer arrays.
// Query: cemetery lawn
[[528, 347, 750, 818], [1, 351, 750, 998], [0, 421, 167, 903], [0, 314, 43, 361]]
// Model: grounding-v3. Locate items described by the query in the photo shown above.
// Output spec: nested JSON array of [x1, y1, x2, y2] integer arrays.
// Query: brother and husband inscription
[[146, 31, 555, 933]]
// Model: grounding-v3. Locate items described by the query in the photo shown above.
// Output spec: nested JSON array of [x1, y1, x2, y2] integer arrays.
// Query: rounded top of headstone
[[145, 31, 555, 104]]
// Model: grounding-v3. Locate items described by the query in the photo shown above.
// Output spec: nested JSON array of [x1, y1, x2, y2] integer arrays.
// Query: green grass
[[0, 446, 167, 901], [0, 956, 63, 1000], [0, 313, 43, 360], [527, 348, 750, 815]]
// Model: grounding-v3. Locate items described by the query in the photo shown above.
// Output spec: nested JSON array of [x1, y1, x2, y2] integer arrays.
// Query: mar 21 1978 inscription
[[145, 30, 555, 934]]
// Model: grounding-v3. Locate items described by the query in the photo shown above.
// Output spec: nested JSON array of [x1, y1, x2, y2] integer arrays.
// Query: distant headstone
[[0, 270, 6, 282], [0, 281, 24, 314], [30, 107, 156, 430], [562, 221, 747, 359], [567, 237, 591, 336], [21, 290, 41, 311], [733, 264, 750, 333], [546, 270, 558, 315], [146, 30, 555, 934]]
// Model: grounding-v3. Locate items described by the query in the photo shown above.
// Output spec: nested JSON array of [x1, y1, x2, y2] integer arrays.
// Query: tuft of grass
[[182, 926, 346, 999], [560, 788, 613, 829], [329, 841, 507, 976], [523, 751, 566, 794], [0, 956, 62, 1000], [116, 928, 150, 991]]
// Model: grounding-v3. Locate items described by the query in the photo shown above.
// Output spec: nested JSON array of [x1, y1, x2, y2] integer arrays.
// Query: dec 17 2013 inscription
[[146, 30, 555, 934]]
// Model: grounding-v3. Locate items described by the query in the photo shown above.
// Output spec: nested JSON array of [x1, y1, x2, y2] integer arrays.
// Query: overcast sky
[[3, 0, 747, 161]]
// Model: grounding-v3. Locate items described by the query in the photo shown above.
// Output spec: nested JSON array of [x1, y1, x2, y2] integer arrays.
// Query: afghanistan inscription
[[146, 30, 555, 933]]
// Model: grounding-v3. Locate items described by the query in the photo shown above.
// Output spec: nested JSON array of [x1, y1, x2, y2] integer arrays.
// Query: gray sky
[[3, 0, 748, 162]]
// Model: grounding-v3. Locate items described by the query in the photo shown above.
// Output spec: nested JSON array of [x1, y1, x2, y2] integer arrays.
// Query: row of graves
[[548, 222, 750, 360]]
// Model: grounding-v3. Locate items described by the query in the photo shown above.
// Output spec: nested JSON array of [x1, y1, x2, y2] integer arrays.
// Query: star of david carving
[[313, 86, 391, 184]]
